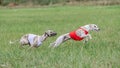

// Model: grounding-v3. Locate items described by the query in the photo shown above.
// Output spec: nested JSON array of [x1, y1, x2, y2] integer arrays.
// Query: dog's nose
[[98, 29, 100, 31]]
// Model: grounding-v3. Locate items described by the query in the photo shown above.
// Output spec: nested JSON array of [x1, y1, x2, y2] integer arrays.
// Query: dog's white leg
[[50, 33, 70, 48], [9, 39, 19, 44], [83, 37, 88, 43], [82, 34, 92, 43], [50, 35, 65, 48], [50, 35, 68, 48], [49, 43, 55, 47], [87, 34, 92, 39]]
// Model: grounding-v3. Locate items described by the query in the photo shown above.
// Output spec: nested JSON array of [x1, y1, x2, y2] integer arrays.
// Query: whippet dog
[[49, 24, 100, 48], [10, 30, 57, 48]]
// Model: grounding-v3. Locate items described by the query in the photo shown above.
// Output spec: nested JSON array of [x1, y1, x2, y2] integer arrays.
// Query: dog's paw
[[49, 43, 55, 47], [9, 40, 14, 44], [83, 40, 88, 44], [89, 37, 92, 39]]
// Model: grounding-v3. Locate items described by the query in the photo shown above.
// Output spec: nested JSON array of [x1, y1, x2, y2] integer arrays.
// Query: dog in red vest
[[49, 24, 100, 48]]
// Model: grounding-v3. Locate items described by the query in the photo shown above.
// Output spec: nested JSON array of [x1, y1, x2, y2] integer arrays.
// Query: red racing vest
[[69, 28, 88, 41]]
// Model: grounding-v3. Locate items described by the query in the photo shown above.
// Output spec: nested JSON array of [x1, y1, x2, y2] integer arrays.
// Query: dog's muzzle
[[95, 28, 100, 31], [50, 32, 57, 37]]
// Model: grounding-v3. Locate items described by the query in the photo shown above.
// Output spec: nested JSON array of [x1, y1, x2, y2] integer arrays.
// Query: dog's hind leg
[[50, 33, 70, 48], [19, 34, 29, 47], [26, 45, 33, 51], [9, 39, 19, 44], [50, 35, 64, 48], [49, 36, 61, 48]]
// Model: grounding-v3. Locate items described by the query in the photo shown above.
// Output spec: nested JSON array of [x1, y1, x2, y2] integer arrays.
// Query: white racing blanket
[[28, 34, 42, 46]]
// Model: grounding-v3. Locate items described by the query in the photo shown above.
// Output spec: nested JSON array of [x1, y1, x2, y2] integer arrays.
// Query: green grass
[[0, 5, 120, 68]]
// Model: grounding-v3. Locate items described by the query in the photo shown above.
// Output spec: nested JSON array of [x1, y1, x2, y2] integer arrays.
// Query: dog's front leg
[[83, 34, 92, 43], [83, 37, 89, 43], [87, 34, 92, 40]]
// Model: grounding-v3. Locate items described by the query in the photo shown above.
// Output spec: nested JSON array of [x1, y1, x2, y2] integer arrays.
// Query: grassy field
[[0, 6, 120, 68]]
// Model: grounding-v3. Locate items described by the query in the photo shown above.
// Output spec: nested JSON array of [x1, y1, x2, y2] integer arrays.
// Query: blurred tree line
[[0, 0, 119, 6]]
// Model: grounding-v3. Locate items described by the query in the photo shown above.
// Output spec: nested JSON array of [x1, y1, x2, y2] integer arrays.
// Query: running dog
[[10, 30, 57, 48], [49, 24, 100, 48]]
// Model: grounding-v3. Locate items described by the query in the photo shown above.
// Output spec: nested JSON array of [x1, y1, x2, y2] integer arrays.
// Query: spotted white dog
[[10, 30, 57, 48], [49, 24, 100, 48]]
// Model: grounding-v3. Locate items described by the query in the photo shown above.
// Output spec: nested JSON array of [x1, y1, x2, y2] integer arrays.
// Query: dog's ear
[[89, 24, 94, 30], [89, 24, 92, 28], [90, 24, 95, 28]]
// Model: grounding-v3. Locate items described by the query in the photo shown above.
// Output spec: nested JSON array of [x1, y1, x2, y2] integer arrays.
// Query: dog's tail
[[9, 39, 19, 44]]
